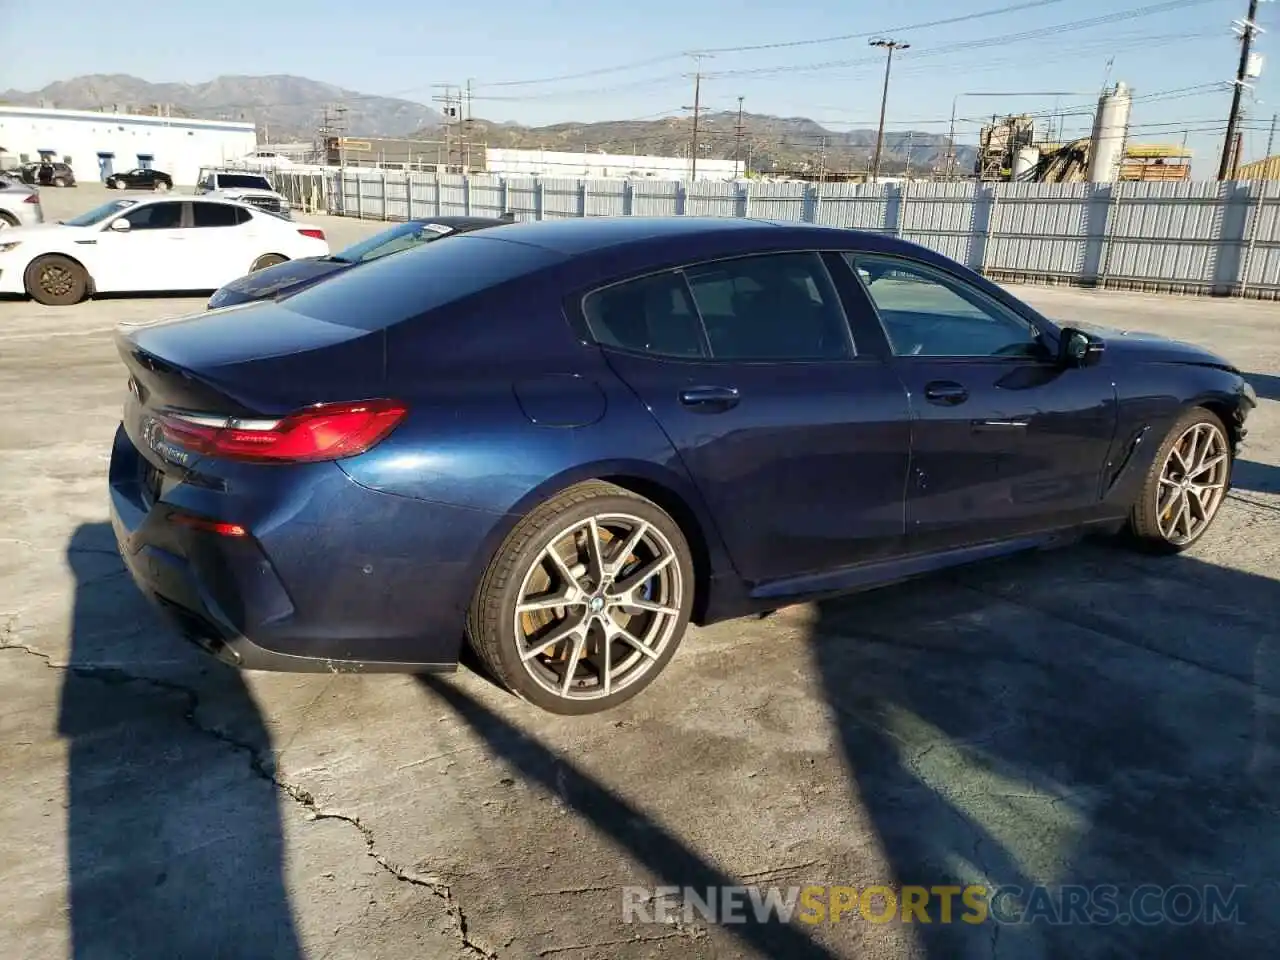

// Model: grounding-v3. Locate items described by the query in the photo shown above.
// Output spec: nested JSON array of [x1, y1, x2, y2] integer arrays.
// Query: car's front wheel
[[111, 178, 127, 190], [467, 481, 695, 714], [1129, 408, 1232, 552], [24, 254, 89, 306]]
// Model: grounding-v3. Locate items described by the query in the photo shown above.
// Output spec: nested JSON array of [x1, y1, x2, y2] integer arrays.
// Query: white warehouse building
[[485, 147, 741, 181], [0, 106, 257, 186]]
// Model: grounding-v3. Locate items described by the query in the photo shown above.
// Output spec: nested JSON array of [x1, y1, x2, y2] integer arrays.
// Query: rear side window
[[282, 235, 566, 330], [192, 202, 240, 227], [685, 252, 852, 361], [582, 272, 707, 359]]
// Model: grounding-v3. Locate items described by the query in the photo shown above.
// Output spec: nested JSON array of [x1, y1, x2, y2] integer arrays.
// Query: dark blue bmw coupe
[[109, 216, 1257, 714]]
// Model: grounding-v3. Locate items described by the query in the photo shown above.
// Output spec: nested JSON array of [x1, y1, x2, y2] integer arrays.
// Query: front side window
[[582, 272, 706, 359], [118, 201, 183, 231], [849, 254, 1043, 359], [215, 174, 273, 191], [684, 252, 852, 361]]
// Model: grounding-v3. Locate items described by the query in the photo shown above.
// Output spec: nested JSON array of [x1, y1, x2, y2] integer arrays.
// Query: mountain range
[[1, 74, 975, 174]]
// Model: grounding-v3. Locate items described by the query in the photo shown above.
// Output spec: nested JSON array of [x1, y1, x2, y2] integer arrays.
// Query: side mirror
[[1058, 326, 1105, 368], [110, 218, 131, 232]]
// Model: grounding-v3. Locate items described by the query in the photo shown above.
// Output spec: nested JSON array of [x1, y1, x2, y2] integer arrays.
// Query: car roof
[[411, 215, 514, 231], [468, 215, 824, 256]]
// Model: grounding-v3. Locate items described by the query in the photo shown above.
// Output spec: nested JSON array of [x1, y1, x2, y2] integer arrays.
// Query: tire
[[0, 212, 17, 229], [53, 177, 70, 187], [466, 480, 696, 715], [251, 253, 287, 271], [24, 254, 90, 306], [154, 180, 169, 192], [112, 178, 126, 190], [1127, 407, 1232, 554]]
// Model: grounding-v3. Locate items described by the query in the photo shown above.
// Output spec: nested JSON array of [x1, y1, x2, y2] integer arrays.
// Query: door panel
[[188, 202, 255, 288], [582, 254, 912, 586], [94, 201, 193, 291], [847, 253, 1118, 549]]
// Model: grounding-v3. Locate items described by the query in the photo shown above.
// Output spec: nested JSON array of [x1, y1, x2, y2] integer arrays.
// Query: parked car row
[[91, 210, 1256, 715]]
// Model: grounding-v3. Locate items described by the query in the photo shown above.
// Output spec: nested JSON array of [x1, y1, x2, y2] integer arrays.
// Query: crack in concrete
[[535, 932, 686, 956], [0, 634, 497, 960]]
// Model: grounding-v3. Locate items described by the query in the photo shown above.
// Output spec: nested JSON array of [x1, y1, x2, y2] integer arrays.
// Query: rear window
[[281, 234, 566, 330], [216, 173, 273, 190]]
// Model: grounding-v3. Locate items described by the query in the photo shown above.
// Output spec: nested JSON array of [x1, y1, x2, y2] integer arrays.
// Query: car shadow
[[416, 673, 844, 959], [1244, 372, 1280, 401], [57, 522, 302, 959], [808, 541, 1279, 956], [1234, 459, 1280, 495]]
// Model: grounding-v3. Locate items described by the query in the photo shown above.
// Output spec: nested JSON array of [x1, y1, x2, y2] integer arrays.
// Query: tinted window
[[684, 252, 852, 361], [216, 174, 273, 190], [66, 199, 137, 226], [121, 201, 183, 230], [849, 254, 1041, 358], [282, 235, 566, 330], [582, 272, 706, 359], [192, 202, 240, 227]]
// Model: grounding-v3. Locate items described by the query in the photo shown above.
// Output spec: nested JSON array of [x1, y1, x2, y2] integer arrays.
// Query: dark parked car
[[21, 161, 75, 186], [109, 217, 1257, 714], [108, 168, 174, 192], [206, 213, 517, 308]]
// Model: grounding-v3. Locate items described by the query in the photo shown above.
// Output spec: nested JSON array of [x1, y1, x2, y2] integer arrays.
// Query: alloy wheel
[[1156, 420, 1229, 546], [513, 513, 683, 702], [39, 264, 74, 298]]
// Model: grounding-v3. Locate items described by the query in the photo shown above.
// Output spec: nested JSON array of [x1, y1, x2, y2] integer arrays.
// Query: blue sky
[[3, 0, 1276, 170]]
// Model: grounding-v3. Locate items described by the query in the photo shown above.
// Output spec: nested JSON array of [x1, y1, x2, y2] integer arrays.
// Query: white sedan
[[0, 196, 329, 305]]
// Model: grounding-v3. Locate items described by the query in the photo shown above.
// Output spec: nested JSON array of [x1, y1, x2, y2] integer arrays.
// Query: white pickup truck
[[195, 168, 290, 217]]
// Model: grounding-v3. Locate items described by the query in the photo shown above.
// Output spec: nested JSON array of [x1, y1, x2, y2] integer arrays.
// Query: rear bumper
[[109, 423, 500, 672]]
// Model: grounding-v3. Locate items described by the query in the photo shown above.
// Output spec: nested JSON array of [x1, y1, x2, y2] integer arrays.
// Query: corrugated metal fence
[[271, 169, 1280, 299]]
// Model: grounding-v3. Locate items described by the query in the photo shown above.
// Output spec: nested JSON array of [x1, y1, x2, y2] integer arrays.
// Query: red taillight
[[23, 194, 39, 204], [298, 228, 325, 240], [170, 513, 247, 537], [157, 399, 407, 463]]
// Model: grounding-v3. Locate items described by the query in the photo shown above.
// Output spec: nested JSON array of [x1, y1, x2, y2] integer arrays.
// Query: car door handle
[[679, 386, 741, 411], [972, 418, 1029, 431], [923, 381, 968, 405]]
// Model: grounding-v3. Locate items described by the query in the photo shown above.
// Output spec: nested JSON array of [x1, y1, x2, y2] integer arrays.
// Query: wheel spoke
[[559, 633, 587, 696], [605, 616, 661, 661], [584, 516, 606, 584], [612, 552, 674, 596], [606, 521, 648, 576], [1191, 453, 1227, 479], [516, 593, 581, 614], [542, 541, 581, 592], [621, 597, 679, 616], [521, 615, 586, 662]]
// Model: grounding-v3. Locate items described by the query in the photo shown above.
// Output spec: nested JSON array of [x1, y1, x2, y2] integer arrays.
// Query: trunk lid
[[116, 300, 388, 471]]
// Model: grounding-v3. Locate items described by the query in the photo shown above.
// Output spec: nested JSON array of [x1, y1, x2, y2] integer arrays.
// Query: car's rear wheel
[[1128, 408, 1232, 553], [154, 180, 169, 192], [24, 254, 89, 306], [53, 177, 71, 187], [112, 178, 127, 190], [251, 253, 287, 271], [467, 481, 695, 715], [0, 211, 17, 229]]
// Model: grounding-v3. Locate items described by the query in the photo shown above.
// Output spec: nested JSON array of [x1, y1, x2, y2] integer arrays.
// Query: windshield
[[334, 221, 452, 263], [64, 198, 138, 227], [217, 174, 273, 190]]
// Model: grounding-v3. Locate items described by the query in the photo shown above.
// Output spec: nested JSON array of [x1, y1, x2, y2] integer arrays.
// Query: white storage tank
[[1013, 146, 1041, 180], [1088, 81, 1132, 183]]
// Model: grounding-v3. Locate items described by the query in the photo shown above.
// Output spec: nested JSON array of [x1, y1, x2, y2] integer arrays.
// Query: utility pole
[[1219, 0, 1261, 180], [904, 130, 914, 178], [333, 103, 349, 170], [734, 95, 746, 178], [433, 85, 461, 171], [870, 38, 910, 183], [464, 78, 475, 173], [1267, 112, 1278, 158], [683, 53, 711, 181]]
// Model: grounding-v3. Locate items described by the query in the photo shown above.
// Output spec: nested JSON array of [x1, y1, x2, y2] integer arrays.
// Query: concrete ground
[[2, 184, 1278, 960]]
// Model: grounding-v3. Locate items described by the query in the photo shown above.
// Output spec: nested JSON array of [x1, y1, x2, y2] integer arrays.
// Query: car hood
[[0, 223, 79, 241], [1070, 320, 1237, 371], [216, 257, 346, 299]]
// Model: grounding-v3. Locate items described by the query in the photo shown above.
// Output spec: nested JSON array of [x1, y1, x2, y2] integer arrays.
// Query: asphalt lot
[[2, 184, 1279, 960]]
